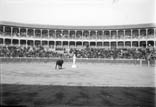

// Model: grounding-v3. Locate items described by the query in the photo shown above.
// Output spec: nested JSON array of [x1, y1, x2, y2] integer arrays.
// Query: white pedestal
[[72, 64, 77, 68]]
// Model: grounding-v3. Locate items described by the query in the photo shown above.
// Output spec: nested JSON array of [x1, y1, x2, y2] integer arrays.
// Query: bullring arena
[[0, 21, 156, 107], [1, 58, 156, 87]]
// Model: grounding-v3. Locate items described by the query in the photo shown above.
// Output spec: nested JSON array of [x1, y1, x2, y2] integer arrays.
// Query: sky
[[0, 0, 155, 26]]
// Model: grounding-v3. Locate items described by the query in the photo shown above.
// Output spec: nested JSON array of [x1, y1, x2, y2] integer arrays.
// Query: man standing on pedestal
[[72, 53, 77, 68]]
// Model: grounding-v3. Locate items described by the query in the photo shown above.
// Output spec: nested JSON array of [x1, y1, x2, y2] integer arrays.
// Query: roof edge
[[0, 21, 155, 30]]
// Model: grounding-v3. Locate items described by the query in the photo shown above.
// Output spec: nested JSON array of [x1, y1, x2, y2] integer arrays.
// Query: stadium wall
[[0, 57, 154, 65], [0, 22, 156, 49]]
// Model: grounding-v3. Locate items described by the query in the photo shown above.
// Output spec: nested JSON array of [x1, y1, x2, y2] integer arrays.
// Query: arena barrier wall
[[0, 57, 155, 65]]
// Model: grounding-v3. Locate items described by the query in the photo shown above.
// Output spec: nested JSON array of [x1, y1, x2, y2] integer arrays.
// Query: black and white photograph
[[0, 0, 155, 107]]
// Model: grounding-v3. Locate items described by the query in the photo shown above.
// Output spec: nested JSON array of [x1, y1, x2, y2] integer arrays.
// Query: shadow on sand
[[1, 84, 155, 107]]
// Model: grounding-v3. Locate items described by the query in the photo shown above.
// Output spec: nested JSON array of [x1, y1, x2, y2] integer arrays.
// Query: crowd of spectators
[[0, 46, 64, 58], [70, 47, 155, 59], [0, 45, 155, 60]]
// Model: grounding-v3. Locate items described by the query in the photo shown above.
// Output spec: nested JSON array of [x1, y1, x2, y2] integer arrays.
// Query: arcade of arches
[[0, 25, 155, 49]]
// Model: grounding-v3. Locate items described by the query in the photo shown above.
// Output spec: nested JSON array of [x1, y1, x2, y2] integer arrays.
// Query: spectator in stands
[[0, 45, 155, 60]]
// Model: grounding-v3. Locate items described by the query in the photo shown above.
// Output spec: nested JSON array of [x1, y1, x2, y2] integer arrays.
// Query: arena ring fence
[[0, 57, 155, 66]]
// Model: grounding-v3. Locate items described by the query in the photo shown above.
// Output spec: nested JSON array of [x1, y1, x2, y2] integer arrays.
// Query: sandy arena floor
[[1, 62, 156, 87]]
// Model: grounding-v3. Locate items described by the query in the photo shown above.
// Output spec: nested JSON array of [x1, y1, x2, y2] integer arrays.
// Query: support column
[[102, 30, 104, 40], [3, 38, 5, 46], [130, 30, 133, 48], [75, 30, 77, 39], [88, 30, 90, 39], [123, 41, 125, 48], [116, 41, 118, 49], [33, 40, 35, 47], [74, 30, 76, 39], [3, 26, 5, 33], [33, 29, 35, 37], [131, 29, 132, 39], [41, 29, 42, 38], [48, 29, 49, 38], [47, 41, 49, 48], [61, 30, 63, 39], [26, 40, 27, 48], [39, 40, 41, 47], [109, 42, 111, 49], [61, 41, 63, 48], [19, 39, 20, 46], [26, 28, 28, 37], [82, 30, 84, 39], [138, 41, 140, 48], [146, 29, 148, 39], [95, 41, 97, 48], [138, 29, 140, 39], [68, 41, 69, 49], [95, 30, 97, 40], [68, 30, 70, 39], [131, 41, 132, 48], [75, 41, 76, 48], [11, 27, 13, 36], [54, 30, 56, 38], [19, 28, 20, 37], [146, 41, 148, 48], [69, 30, 71, 39], [41, 40, 42, 46], [102, 41, 104, 48], [11, 39, 13, 46], [123, 30, 125, 39], [138, 29, 140, 48], [116, 30, 118, 39], [109, 30, 111, 39]]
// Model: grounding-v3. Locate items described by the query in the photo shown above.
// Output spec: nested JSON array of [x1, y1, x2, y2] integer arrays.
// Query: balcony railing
[[0, 33, 155, 40]]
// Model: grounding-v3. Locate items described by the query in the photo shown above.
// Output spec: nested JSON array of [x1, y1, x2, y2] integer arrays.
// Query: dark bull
[[55, 59, 64, 69]]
